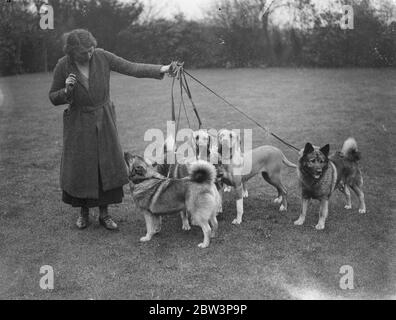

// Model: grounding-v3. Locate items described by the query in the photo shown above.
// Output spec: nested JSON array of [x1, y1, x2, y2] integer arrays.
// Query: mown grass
[[0, 68, 394, 299]]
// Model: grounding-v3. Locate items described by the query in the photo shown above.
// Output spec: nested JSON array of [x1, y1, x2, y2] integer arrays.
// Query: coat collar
[[66, 55, 94, 104]]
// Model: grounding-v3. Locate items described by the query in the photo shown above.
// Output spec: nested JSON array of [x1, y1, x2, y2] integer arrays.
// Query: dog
[[294, 137, 366, 230], [154, 160, 196, 232], [154, 133, 222, 231], [124, 152, 220, 248], [190, 129, 218, 162], [216, 129, 297, 225], [190, 130, 224, 188], [150, 134, 194, 231], [190, 129, 225, 212]]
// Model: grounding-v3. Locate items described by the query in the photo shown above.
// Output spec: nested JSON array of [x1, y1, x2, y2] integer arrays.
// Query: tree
[[204, 0, 313, 66], [0, 0, 41, 75], [73, 0, 143, 51], [302, 0, 395, 67]]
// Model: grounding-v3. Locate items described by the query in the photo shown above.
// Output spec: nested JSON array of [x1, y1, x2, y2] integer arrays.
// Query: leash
[[169, 62, 202, 131], [168, 61, 300, 153], [183, 69, 300, 153]]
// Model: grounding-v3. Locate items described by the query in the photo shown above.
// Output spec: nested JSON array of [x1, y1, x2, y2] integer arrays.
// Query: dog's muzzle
[[313, 170, 322, 179], [129, 167, 145, 181]]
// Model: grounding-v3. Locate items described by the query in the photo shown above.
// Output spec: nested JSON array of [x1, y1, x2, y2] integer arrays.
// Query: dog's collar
[[129, 176, 163, 184]]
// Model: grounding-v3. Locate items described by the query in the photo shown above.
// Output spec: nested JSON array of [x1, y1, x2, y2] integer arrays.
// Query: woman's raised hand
[[160, 64, 172, 74], [65, 73, 77, 94], [162, 61, 183, 78]]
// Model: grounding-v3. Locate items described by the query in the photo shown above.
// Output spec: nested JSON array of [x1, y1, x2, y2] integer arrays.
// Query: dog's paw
[[232, 218, 242, 225], [279, 205, 287, 212], [359, 208, 366, 214], [344, 204, 352, 210], [243, 190, 248, 198], [182, 224, 191, 231], [315, 223, 325, 230], [294, 218, 305, 226], [198, 242, 209, 249], [274, 197, 282, 204], [140, 235, 152, 242]]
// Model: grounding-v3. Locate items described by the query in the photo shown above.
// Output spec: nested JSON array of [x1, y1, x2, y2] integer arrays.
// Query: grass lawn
[[0, 68, 394, 299]]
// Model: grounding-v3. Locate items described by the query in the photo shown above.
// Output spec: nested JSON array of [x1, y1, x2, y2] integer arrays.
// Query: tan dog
[[217, 129, 297, 224], [124, 153, 220, 248], [190, 129, 225, 213], [191, 129, 218, 162]]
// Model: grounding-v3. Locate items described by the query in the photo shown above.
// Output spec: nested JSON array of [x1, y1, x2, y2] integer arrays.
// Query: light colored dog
[[190, 129, 218, 162], [156, 133, 222, 231], [190, 129, 225, 212], [217, 129, 297, 225]]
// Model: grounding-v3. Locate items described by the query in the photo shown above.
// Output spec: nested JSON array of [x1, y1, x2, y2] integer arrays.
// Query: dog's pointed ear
[[320, 144, 330, 157], [303, 143, 314, 155]]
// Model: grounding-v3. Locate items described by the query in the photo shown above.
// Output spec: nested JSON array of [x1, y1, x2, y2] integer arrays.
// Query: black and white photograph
[[0, 0, 394, 303]]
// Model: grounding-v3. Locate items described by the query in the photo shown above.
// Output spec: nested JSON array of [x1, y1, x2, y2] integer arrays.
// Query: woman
[[49, 29, 172, 230]]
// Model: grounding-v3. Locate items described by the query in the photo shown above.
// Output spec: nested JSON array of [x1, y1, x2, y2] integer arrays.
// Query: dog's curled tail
[[341, 137, 361, 161], [189, 160, 216, 184], [281, 153, 297, 168]]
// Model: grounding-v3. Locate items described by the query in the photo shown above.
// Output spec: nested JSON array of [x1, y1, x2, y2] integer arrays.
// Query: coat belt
[[81, 99, 111, 113]]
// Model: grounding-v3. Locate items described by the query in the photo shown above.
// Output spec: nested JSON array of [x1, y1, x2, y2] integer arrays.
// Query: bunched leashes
[[168, 61, 300, 153]]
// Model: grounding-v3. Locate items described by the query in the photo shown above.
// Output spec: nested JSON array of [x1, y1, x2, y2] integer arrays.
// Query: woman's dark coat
[[49, 48, 163, 199]]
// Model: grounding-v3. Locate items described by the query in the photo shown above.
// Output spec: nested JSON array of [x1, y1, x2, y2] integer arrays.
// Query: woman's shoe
[[99, 215, 118, 231], [76, 209, 89, 229]]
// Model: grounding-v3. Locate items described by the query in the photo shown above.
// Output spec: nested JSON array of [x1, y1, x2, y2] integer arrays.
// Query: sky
[[125, 0, 214, 20], [123, 0, 395, 22]]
